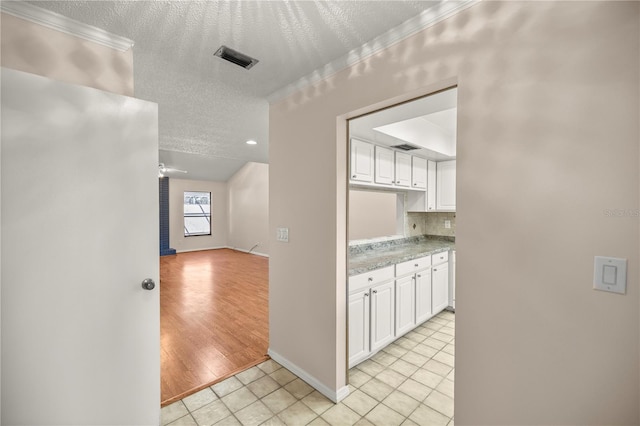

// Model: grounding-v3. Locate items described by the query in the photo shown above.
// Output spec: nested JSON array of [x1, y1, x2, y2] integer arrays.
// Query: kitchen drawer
[[432, 251, 449, 266], [349, 266, 395, 293], [395, 256, 431, 277]]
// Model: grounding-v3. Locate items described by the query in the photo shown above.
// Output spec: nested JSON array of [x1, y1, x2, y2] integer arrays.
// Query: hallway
[[161, 249, 269, 406]]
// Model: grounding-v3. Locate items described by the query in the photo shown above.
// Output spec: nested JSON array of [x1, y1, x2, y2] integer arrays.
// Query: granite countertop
[[349, 235, 455, 276]]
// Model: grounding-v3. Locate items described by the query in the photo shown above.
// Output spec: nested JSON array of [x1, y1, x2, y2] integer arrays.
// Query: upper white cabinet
[[407, 160, 438, 212], [436, 160, 456, 211], [411, 157, 427, 190], [350, 139, 374, 183], [427, 160, 437, 210], [394, 152, 412, 187], [374, 146, 395, 185], [349, 139, 428, 192]]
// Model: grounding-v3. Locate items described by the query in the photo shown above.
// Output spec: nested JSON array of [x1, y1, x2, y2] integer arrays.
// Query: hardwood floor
[[160, 249, 269, 406]]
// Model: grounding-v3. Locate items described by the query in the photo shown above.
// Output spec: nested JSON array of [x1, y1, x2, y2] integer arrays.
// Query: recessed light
[[246, 140, 258, 145]]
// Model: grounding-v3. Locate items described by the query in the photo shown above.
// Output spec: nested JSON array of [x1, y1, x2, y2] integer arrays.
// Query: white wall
[[227, 162, 269, 256], [169, 178, 228, 252], [1, 13, 134, 96], [349, 189, 399, 241], [269, 1, 639, 424]]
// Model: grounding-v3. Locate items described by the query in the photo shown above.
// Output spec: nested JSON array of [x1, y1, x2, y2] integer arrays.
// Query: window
[[184, 191, 211, 236]]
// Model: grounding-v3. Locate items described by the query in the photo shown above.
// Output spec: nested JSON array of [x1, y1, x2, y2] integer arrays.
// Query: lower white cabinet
[[348, 250, 452, 367], [432, 262, 449, 314], [370, 281, 395, 352], [348, 289, 370, 367], [415, 270, 433, 324], [395, 275, 416, 337]]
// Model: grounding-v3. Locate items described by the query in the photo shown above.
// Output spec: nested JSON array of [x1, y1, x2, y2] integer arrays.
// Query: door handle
[[141, 278, 156, 290]]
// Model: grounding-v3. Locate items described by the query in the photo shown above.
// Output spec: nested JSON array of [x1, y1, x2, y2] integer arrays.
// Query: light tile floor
[[161, 310, 455, 426]]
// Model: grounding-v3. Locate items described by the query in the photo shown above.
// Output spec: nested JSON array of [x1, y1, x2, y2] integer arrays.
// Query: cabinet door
[[412, 157, 427, 189], [370, 281, 395, 352], [394, 152, 411, 187], [427, 160, 437, 211], [350, 139, 374, 183], [436, 160, 456, 211], [415, 269, 433, 324], [348, 289, 370, 367], [395, 275, 415, 336], [375, 146, 394, 185], [432, 263, 449, 314]]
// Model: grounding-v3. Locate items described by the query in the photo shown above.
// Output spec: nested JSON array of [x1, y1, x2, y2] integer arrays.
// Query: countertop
[[349, 235, 455, 276]]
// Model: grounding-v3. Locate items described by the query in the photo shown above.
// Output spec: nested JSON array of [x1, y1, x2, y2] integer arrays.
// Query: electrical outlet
[[444, 220, 451, 229]]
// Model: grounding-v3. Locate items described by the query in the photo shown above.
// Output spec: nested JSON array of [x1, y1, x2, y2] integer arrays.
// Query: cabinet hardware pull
[[364, 293, 369, 297], [372, 290, 377, 294], [434, 268, 437, 272], [414, 264, 419, 267], [352, 175, 356, 178], [417, 275, 421, 278], [367, 277, 373, 282]]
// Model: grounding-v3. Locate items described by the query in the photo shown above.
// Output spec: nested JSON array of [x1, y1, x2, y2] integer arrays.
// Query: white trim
[[267, 0, 479, 104], [175, 246, 228, 254], [268, 349, 350, 403], [0, 2, 134, 52], [230, 247, 269, 258]]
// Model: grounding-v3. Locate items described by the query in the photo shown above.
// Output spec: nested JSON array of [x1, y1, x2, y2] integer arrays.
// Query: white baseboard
[[230, 247, 269, 258], [175, 246, 227, 253], [268, 349, 350, 403]]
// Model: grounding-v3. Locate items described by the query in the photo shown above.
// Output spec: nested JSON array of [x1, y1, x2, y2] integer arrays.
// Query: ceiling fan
[[158, 163, 187, 177]]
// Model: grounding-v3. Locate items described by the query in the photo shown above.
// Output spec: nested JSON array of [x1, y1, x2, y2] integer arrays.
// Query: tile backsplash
[[406, 211, 456, 238]]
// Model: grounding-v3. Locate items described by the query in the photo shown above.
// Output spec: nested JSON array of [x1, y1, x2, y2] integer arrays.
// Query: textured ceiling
[[27, 1, 446, 180]]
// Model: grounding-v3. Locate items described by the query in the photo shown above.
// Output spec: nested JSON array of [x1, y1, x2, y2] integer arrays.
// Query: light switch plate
[[276, 227, 289, 243], [594, 256, 627, 294]]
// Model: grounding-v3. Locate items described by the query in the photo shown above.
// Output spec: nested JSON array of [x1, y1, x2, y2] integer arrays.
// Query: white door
[[348, 290, 370, 367], [395, 275, 415, 336], [370, 281, 395, 352], [432, 263, 450, 314], [350, 139, 374, 183], [374, 146, 394, 185], [1, 68, 160, 424], [415, 269, 433, 324], [394, 152, 411, 187]]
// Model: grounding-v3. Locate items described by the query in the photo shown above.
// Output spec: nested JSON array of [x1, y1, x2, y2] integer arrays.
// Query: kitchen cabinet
[[412, 156, 427, 190], [370, 281, 395, 352], [427, 160, 437, 210], [436, 160, 456, 211], [415, 269, 433, 324], [395, 275, 415, 336], [406, 160, 438, 212], [348, 289, 370, 367], [394, 152, 412, 187], [432, 252, 450, 314], [350, 139, 374, 183], [375, 146, 394, 185]]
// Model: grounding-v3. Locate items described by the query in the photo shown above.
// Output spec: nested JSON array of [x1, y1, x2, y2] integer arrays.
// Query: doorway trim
[[337, 76, 459, 388]]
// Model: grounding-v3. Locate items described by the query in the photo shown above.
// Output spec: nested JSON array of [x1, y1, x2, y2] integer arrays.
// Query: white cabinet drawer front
[[395, 256, 431, 276], [349, 266, 394, 293], [432, 251, 449, 266]]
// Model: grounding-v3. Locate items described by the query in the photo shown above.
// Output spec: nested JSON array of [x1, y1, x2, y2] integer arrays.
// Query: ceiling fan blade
[[164, 168, 187, 173]]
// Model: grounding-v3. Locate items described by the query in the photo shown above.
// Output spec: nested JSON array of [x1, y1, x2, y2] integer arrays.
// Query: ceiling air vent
[[391, 143, 420, 151], [214, 45, 259, 70]]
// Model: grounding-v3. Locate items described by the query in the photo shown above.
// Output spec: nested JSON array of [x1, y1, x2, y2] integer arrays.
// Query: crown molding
[[1, 1, 134, 52], [267, 0, 479, 104]]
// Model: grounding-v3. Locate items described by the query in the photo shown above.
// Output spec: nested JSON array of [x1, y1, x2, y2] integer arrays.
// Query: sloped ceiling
[[26, 1, 465, 180]]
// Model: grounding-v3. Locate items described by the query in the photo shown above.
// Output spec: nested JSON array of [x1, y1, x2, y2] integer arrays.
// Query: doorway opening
[[346, 86, 457, 422]]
